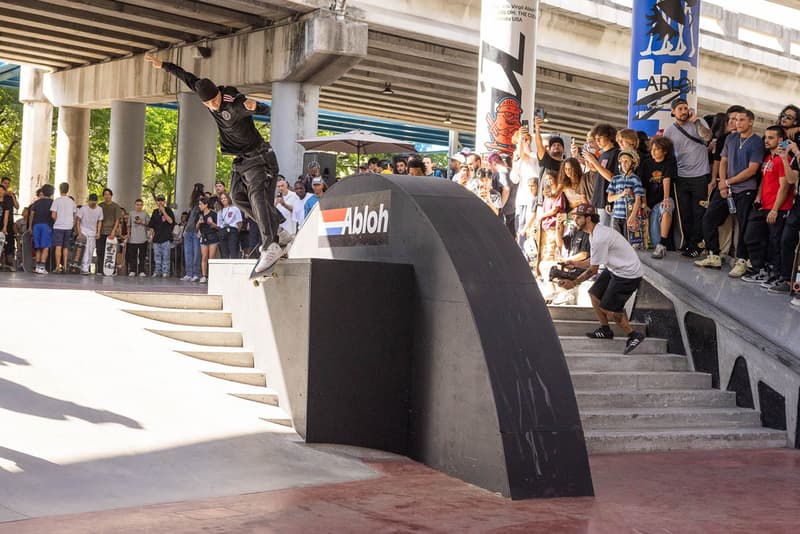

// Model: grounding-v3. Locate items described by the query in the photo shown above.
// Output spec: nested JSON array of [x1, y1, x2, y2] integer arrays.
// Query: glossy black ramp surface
[[289, 174, 593, 499]]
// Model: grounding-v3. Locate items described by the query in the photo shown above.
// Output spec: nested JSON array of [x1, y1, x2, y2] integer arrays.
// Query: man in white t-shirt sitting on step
[[558, 204, 646, 355]]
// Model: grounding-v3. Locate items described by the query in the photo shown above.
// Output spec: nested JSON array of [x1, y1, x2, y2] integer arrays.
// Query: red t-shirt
[[761, 154, 794, 211]]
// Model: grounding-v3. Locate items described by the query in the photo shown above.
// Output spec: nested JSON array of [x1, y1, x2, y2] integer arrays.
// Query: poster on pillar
[[475, 0, 539, 156], [628, 0, 701, 136]]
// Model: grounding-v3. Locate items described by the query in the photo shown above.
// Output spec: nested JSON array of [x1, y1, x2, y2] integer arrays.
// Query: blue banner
[[628, 0, 701, 136]]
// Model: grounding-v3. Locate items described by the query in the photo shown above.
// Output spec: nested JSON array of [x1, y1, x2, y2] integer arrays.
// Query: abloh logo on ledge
[[318, 190, 391, 247]]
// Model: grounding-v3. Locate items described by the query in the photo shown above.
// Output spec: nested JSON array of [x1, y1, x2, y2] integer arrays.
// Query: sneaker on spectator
[[791, 296, 800, 308], [151, 272, 159, 277], [80, 270, 90, 275], [162, 273, 169, 278], [741, 268, 770, 284], [681, 248, 700, 258], [551, 289, 577, 306], [760, 275, 780, 289], [199, 276, 208, 284], [139, 272, 146, 277], [767, 280, 791, 294], [728, 259, 748, 278], [128, 272, 135, 277], [651, 244, 666, 259], [191, 276, 200, 282], [623, 331, 646, 355], [180, 275, 191, 281], [694, 254, 722, 269]]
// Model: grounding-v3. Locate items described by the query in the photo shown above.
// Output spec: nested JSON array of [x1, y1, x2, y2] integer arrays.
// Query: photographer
[[549, 211, 592, 306]]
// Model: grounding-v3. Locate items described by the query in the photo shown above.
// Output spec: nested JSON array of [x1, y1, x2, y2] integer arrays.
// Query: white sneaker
[[694, 254, 722, 269], [277, 228, 293, 247], [254, 243, 284, 274], [199, 276, 208, 284], [181, 275, 191, 281], [139, 272, 147, 277], [151, 272, 159, 277], [791, 296, 800, 308], [162, 273, 169, 278], [729, 259, 748, 278], [651, 244, 666, 259], [551, 290, 577, 306], [128, 272, 135, 277], [191, 276, 200, 282]]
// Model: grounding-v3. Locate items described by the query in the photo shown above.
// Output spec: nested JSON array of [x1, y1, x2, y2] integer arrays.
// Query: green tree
[[142, 106, 177, 208], [0, 87, 22, 186], [87, 108, 110, 197]]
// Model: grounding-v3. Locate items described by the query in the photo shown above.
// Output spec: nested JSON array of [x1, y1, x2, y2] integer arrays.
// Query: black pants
[[674, 175, 708, 251], [744, 209, 787, 272], [504, 213, 516, 237], [126, 242, 147, 274], [230, 146, 283, 251], [780, 201, 800, 280], [702, 189, 755, 258], [218, 228, 240, 259]]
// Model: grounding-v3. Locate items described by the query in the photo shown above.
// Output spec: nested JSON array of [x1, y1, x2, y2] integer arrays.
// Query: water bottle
[[726, 195, 737, 214]]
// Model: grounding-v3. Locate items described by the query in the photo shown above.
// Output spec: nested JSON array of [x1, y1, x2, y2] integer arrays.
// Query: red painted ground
[[3, 448, 798, 533]]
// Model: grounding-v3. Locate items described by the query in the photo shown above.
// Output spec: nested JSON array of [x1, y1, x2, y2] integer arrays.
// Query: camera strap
[[674, 123, 707, 146]]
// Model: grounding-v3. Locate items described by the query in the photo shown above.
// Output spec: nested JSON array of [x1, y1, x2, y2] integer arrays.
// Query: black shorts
[[588, 269, 642, 313]]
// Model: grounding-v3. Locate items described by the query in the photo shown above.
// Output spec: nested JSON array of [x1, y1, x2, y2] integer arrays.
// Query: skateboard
[[21, 230, 33, 273], [69, 236, 86, 274], [250, 262, 278, 287], [625, 196, 646, 250], [791, 242, 800, 295], [103, 237, 117, 276]]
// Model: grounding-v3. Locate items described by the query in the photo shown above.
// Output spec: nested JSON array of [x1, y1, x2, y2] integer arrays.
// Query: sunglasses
[[781, 113, 797, 120]]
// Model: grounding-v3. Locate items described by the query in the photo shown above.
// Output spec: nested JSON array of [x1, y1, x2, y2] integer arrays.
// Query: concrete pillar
[[55, 107, 90, 205], [18, 66, 53, 209], [448, 129, 459, 157], [628, 0, 701, 135], [175, 92, 217, 212], [107, 101, 146, 211], [475, 0, 540, 156], [270, 82, 320, 184]]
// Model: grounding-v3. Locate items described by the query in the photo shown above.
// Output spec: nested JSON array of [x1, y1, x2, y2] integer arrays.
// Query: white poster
[[475, 0, 540, 156]]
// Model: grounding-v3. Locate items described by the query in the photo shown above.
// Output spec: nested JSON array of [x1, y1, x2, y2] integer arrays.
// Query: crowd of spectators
[[440, 100, 800, 310], [2, 101, 799, 310]]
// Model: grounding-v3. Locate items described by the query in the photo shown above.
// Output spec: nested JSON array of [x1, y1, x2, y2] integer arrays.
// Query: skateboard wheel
[[252, 280, 260, 287]]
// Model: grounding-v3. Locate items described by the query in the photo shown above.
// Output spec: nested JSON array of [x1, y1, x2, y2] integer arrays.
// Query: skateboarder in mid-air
[[145, 53, 285, 276]]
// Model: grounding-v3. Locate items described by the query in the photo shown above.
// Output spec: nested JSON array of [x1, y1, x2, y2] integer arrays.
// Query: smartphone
[[520, 119, 529, 128], [780, 140, 790, 150], [535, 108, 546, 120]]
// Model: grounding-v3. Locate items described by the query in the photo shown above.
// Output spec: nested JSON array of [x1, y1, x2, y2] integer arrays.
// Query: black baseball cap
[[88, 193, 98, 201], [196, 78, 219, 102], [671, 98, 688, 110]]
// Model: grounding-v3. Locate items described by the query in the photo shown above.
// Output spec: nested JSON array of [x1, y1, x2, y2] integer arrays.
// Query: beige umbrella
[[296, 130, 416, 166]]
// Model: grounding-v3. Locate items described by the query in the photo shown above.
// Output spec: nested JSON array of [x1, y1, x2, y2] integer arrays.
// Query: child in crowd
[[606, 149, 645, 238]]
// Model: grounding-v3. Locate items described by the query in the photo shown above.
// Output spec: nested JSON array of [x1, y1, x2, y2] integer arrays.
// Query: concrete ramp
[[0, 288, 377, 523]]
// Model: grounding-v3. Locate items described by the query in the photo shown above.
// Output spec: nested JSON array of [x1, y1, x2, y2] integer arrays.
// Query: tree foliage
[[0, 87, 22, 186]]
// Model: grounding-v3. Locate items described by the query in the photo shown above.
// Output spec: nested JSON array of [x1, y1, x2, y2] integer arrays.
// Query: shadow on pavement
[[0, 352, 29, 367], [0, 377, 143, 429]]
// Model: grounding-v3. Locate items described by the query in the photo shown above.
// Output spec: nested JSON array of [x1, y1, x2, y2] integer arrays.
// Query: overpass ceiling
[[0, 0, 312, 70]]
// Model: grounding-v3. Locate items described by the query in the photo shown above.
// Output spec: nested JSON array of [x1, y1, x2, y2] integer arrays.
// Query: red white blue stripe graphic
[[319, 208, 348, 236]]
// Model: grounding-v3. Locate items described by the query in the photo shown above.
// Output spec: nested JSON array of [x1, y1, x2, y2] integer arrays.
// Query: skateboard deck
[[21, 230, 33, 273], [103, 237, 117, 276], [625, 197, 645, 250], [791, 243, 800, 295]]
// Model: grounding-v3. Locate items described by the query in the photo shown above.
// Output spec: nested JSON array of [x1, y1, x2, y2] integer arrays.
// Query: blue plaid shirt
[[607, 173, 644, 220]]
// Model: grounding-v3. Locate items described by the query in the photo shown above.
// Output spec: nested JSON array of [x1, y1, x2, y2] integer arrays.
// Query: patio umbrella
[[296, 130, 416, 167]]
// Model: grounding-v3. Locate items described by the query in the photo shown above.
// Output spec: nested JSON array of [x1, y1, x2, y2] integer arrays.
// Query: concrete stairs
[[550, 305, 787, 454], [98, 291, 292, 428]]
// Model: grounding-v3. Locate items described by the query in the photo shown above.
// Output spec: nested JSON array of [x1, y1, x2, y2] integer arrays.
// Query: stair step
[[146, 328, 243, 347], [124, 309, 232, 327], [548, 306, 598, 321], [230, 392, 279, 406], [565, 353, 687, 372], [261, 417, 293, 428], [98, 291, 223, 310], [561, 336, 667, 354], [580, 407, 762, 430], [554, 319, 646, 337], [570, 371, 711, 390], [584, 427, 787, 454], [204, 370, 266, 387], [575, 389, 738, 409], [176, 350, 254, 367]]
